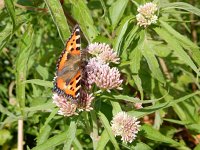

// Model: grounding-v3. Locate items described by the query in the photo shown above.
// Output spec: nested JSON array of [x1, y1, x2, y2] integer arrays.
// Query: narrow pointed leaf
[[44, 0, 70, 43], [161, 2, 200, 16], [70, 0, 98, 42], [109, 0, 129, 29], [98, 112, 120, 150], [159, 20, 200, 66], [154, 27, 199, 75], [5, 0, 16, 31], [139, 31, 165, 83], [32, 122, 76, 150]]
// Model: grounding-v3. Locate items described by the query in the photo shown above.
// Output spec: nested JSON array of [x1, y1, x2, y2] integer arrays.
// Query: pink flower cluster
[[52, 91, 94, 117], [86, 43, 123, 92], [136, 2, 158, 27], [111, 112, 140, 143], [52, 43, 122, 116]]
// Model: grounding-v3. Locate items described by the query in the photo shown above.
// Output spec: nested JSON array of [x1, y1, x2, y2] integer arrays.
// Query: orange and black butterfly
[[53, 25, 82, 101]]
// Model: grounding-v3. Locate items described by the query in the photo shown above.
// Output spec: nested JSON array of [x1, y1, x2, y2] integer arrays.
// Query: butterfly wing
[[53, 25, 81, 100]]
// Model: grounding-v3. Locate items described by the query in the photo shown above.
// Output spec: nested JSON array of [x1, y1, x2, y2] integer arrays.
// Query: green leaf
[[0, 116, 18, 129], [44, 0, 70, 43], [32, 122, 76, 150], [139, 31, 165, 83], [96, 130, 109, 150], [24, 102, 55, 112], [163, 118, 188, 125], [72, 138, 83, 150], [5, 0, 16, 31], [129, 42, 143, 75], [159, 20, 200, 66], [0, 103, 16, 118], [63, 122, 77, 150], [24, 79, 53, 88], [37, 108, 59, 145], [109, 0, 129, 29], [0, 24, 12, 51], [104, 92, 168, 104], [129, 48, 143, 99], [154, 26, 199, 75], [134, 142, 153, 150], [98, 111, 120, 150], [36, 125, 51, 146], [113, 15, 134, 53], [129, 91, 200, 118], [123, 25, 138, 51], [194, 144, 200, 150], [141, 124, 190, 150], [110, 101, 122, 115], [161, 2, 200, 16], [70, 0, 98, 42], [36, 65, 49, 80], [0, 129, 12, 145]]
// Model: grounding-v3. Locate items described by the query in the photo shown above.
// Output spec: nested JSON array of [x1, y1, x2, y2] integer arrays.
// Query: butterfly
[[53, 25, 82, 101]]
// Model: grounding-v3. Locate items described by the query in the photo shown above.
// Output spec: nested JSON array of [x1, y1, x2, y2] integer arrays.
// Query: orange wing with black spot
[[53, 25, 81, 101]]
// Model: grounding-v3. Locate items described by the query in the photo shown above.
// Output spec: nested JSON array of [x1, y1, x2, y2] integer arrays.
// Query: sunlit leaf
[[44, 0, 70, 43], [109, 0, 129, 29], [70, 0, 98, 42]]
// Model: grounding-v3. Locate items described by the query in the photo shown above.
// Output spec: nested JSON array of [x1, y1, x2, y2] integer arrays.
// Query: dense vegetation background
[[0, 0, 200, 149]]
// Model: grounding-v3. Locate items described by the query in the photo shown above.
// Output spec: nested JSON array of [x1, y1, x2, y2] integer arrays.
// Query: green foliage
[[0, 0, 200, 149]]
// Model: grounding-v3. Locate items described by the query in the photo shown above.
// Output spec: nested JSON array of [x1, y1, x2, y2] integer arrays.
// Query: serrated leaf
[[108, 92, 168, 104], [154, 26, 199, 75], [32, 122, 76, 150], [44, 0, 70, 43], [138, 31, 165, 83], [123, 25, 138, 51], [37, 108, 59, 145], [0, 24, 12, 51], [113, 15, 134, 53], [161, 2, 200, 16], [129, 48, 143, 99], [109, 0, 129, 29], [141, 124, 189, 149], [36, 125, 51, 146], [159, 20, 200, 66], [70, 0, 98, 42], [129, 91, 200, 118], [5, 0, 16, 31]]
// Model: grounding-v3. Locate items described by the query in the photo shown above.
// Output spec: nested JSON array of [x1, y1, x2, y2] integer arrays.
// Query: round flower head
[[86, 58, 123, 91], [136, 2, 158, 28], [87, 43, 120, 64], [111, 112, 140, 143], [137, 2, 158, 17], [52, 93, 78, 116]]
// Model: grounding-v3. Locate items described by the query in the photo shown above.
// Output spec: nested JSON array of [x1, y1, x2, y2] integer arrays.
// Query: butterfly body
[[53, 25, 82, 101]]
